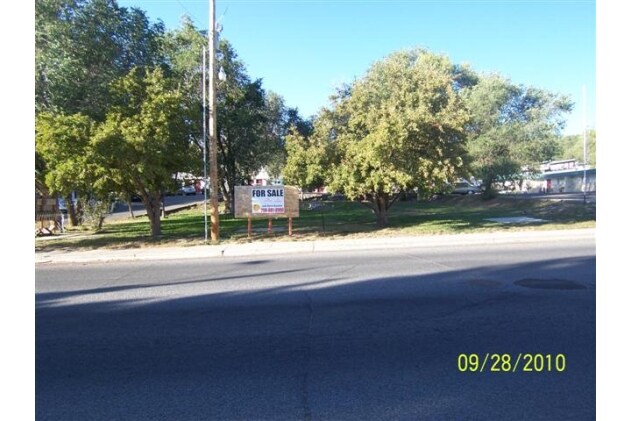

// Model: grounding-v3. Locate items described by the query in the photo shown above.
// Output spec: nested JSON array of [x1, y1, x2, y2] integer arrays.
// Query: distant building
[[540, 159, 580, 172], [252, 168, 283, 186], [521, 159, 596, 193]]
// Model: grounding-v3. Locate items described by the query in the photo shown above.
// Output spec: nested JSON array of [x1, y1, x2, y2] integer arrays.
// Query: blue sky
[[122, 0, 595, 135]]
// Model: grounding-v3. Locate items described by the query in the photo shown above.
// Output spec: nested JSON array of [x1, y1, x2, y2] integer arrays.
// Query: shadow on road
[[36, 255, 595, 420]]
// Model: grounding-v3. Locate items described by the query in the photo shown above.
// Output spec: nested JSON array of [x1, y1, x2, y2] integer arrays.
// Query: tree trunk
[[143, 193, 162, 239], [482, 176, 498, 199], [66, 194, 79, 226], [374, 193, 389, 227], [220, 182, 232, 214], [127, 194, 135, 218]]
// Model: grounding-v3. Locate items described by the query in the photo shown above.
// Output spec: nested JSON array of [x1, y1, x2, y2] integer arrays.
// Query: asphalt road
[[36, 237, 595, 420]]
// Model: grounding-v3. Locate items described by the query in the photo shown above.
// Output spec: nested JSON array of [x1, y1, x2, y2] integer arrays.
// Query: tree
[[163, 16, 208, 163], [259, 93, 313, 182], [313, 49, 471, 226], [91, 67, 197, 238], [35, 112, 95, 226], [463, 74, 573, 197], [556, 130, 596, 166], [36, 0, 165, 120], [282, 126, 328, 192], [163, 28, 297, 213], [36, 0, 168, 228], [215, 40, 287, 213]]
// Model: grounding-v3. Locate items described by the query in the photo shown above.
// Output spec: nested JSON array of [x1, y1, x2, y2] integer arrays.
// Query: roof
[[534, 168, 596, 179]]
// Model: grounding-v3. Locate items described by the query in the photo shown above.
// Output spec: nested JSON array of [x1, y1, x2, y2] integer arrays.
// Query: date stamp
[[457, 353, 566, 373]]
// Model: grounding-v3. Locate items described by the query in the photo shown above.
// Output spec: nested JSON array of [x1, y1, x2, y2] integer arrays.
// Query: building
[[252, 168, 283, 186], [521, 160, 596, 193]]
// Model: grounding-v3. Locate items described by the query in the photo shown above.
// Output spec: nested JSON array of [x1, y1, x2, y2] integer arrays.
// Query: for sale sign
[[252, 187, 285, 214], [234, 185, 299, 218]]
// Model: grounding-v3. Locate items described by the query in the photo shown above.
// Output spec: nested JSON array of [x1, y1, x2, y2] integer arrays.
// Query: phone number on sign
[[457, 353, 566, 373], [259, 207, 285, 214]]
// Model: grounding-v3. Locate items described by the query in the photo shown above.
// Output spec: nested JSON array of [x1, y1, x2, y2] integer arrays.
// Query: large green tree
[[36, 0, 165, 120], [215, 40, 288, 212], [282, 125, 327, 192], [463, 74, 573, 196], [307, 49, 471, 226], [35, 2, 311, 235], [163, 16, 208, 164], [556, 130, 596, 167], [91, 68, 197, 238], [163, 24, 299, 212], [36, 0, 167, 224], [35, 112, 95, 226]]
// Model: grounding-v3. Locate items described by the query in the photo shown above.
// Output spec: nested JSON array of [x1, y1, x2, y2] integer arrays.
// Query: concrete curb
[[35, 228, 595, 264]]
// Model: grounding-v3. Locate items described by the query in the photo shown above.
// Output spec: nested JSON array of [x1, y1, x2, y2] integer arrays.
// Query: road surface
[[36, 236, 595, 420]]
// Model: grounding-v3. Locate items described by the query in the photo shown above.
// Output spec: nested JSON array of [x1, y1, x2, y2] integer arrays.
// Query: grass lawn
[[35, 195, 596, 252]]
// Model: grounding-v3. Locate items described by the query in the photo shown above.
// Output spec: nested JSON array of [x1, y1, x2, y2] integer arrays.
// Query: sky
[[119, 0, 595, 136]]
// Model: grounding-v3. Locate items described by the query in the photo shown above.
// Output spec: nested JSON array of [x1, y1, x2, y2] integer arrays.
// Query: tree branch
[[386, 191, 402, 210]]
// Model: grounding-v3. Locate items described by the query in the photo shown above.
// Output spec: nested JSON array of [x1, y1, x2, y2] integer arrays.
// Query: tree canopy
[[35, 0, 305, 237], [556, 130, 596, 167], [215, 40, 307, 212], [36, 0, 165, 120], [35, 0, 576, 237], [91, 67, 197, 237], [462, 74, 573, 195], [292, 49, 471, 225]]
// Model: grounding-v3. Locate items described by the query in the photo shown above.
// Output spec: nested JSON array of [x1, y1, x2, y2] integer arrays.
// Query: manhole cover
[[514, 278, 586, 290]]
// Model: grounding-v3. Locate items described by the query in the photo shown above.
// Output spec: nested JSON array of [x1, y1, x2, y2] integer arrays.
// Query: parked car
[[177, 185, 196, 196], [451, 181, 482, 195]]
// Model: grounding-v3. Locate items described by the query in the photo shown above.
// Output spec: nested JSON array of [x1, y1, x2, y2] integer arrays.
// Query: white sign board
[[251, 187, 285, 215]]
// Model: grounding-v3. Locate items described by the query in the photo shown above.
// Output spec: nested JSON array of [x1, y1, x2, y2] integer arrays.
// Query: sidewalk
[[35, 228, 595, 264]]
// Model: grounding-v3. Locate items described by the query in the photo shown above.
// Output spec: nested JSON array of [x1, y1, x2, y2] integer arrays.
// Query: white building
[[520, 160, 596, 193], [252, 168, 283, 186]]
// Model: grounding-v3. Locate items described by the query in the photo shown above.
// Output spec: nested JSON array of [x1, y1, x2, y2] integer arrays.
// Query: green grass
[[35, 195, 595, 252]]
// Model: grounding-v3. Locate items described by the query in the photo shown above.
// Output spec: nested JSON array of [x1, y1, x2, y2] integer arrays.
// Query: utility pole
[[202, 46, 208, 242], [582, 85, 588, 205], [208, 0, 220, 241]]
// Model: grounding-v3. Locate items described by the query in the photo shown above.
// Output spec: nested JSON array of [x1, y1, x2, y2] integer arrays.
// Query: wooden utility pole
[[202, 46, 208, 243], [208, 0, 220, 241], [582, 85, 588, 204]]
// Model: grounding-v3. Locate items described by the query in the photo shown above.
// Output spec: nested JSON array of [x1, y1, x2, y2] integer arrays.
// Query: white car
[[177, 185, 196, 195], [451, 181, 482, 195]]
